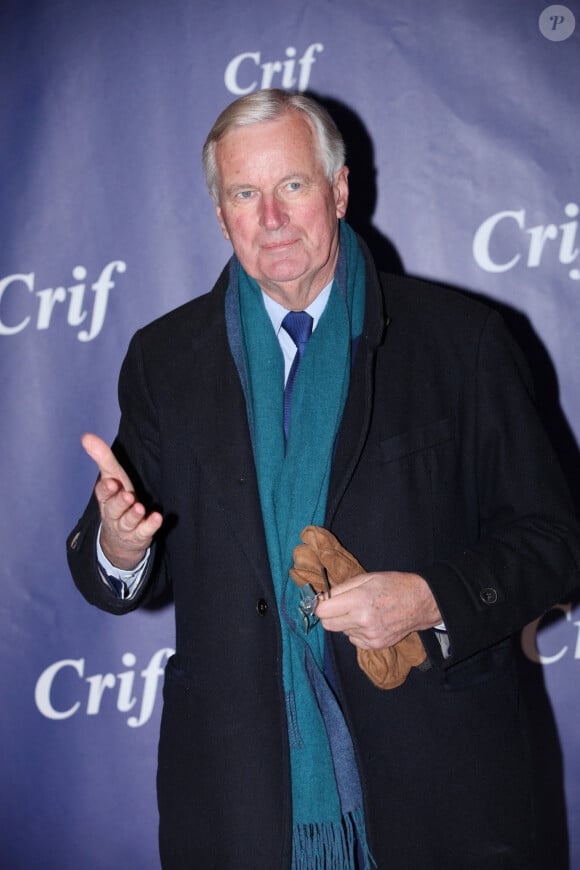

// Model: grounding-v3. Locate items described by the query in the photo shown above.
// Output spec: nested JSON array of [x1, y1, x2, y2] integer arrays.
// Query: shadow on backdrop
[[308, 92, 405, 275]]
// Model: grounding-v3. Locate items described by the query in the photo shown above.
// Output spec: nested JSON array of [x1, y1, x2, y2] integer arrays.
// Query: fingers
[[316, 586, 367, 635], [82, 432, 163, 569], [320, 572, 368, 598], [317, 570, 438, 650], [316, 573, 406, 648], [101, 501, 163, 547], [315, 573, 368, 619], [98, 494, 164, 570], [81, 432, 134, 492]]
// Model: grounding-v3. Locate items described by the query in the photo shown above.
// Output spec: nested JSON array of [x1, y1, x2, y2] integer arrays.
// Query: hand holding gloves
[[290, 525, 428, 689]]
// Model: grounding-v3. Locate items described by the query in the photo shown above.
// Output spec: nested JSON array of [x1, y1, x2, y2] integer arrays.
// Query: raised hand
[[82, 433, 163, 570]]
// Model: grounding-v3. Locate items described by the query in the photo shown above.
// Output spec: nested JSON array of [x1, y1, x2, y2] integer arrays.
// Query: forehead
[[215, 113, 323, 187]]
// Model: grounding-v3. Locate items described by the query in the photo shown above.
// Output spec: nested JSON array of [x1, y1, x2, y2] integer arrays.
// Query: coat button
[[256, 598, 268, 616], [480, 587, 498, 605]]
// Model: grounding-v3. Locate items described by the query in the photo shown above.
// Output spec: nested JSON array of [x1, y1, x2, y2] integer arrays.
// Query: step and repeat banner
[[1, 2, 579, 867]]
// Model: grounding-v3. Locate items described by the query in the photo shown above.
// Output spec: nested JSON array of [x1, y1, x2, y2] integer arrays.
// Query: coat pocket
[[379, 417, 455, 464]]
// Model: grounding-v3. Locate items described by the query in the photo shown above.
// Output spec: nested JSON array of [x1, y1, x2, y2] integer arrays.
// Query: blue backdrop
[[2, 1, 579, 866]]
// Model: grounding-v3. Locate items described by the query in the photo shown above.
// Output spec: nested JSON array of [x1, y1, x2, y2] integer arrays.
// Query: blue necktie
[[282, 310, 313, 439]]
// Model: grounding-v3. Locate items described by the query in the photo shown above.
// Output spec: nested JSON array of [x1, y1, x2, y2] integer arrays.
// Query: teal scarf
[[226, 223, 373, 869]]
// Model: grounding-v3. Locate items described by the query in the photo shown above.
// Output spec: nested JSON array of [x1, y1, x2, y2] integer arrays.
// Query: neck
[[259, 273, 332, 310]]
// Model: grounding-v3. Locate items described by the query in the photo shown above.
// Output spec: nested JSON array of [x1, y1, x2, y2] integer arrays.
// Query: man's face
[[214, 111, 349, 308]]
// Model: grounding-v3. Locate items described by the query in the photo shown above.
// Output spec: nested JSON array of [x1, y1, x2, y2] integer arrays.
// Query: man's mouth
[[261, 238, 298, 252]]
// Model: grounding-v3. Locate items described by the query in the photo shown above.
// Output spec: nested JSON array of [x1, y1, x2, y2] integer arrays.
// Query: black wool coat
[[68, 242, 580, 869]]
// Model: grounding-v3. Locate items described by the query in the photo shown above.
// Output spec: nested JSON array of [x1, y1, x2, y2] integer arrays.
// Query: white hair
[[202, 89, 346, 200]]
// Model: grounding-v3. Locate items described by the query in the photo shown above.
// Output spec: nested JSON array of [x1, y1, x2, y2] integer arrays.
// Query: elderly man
[[68, 89, 580, 869]]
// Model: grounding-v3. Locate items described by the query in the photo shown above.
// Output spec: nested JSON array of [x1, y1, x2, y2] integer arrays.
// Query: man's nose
[[260, 193, 287, 230]]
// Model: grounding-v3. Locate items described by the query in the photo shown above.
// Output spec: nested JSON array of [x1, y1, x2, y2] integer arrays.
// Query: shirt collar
[[262, 280, 333, 336]]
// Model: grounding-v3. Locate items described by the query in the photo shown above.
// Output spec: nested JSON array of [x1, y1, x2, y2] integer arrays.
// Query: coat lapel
[[184, 274, 273, 590], [326, 242, 388, 525]]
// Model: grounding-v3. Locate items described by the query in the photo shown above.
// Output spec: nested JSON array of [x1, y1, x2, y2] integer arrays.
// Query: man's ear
[[333, 166, 349, 220], [214, 201, 230, 241]]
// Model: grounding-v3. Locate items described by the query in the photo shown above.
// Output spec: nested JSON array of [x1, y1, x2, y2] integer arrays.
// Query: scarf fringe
[[292, 807, 375, 870]]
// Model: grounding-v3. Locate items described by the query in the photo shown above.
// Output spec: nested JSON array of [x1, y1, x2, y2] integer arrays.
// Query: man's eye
[[236, 190, 253, 200], [287, 182, 301, 191]]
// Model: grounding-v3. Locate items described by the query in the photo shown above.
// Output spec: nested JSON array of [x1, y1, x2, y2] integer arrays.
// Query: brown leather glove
[[290, 525, 428, 689]]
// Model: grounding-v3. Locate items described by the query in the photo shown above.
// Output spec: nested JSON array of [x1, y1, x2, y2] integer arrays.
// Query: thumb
[[324, 571, 369, 597], [81, 432, 134, 492]]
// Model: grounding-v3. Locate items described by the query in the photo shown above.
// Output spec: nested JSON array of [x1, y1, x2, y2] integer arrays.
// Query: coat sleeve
[[67, 329, 169, 614], [421, 309, 580, 666]]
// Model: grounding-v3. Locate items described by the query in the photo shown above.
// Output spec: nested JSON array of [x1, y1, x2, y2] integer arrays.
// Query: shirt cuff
[[433, 623, 452, 658], [96, 525, 150, 599]]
